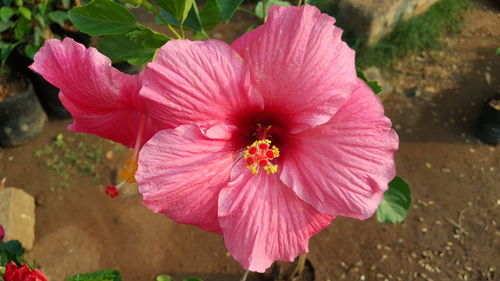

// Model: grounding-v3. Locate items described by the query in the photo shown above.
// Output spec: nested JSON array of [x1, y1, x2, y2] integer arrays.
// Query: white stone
[[338, 0, 440, 45], [0, 187, 35, 249]]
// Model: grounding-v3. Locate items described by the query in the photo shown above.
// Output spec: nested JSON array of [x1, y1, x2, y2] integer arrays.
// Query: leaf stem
[[237, 7, 257, 17], [297, 0, 303, 6], [142, 0, 182, 39], [180, 24, 185, 39], [262, 0, 267, 21]]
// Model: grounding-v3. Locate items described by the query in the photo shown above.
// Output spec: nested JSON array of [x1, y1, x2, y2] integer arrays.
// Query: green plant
[[328, 0, 470, 69], [0, 0, 75, 74]]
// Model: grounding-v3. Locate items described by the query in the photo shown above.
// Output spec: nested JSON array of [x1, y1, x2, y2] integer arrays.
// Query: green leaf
[[157, 4, 204, 33], [0, 41, 20, 66], [356, 68, 383, 95], [14, 16, 30, 39], [67, 270, 122, 281], [255, 0, 291, 19], [496, 47, 500, 55], [183, 279, 202, 281], [39, 2, 49, 14], [304, 0, 329, 6], [0, 21, 12, 33], [98, 27, 168, 65], [199, 0, 222, 31], [69, 0, 138, 36], [18, 6, 31, 20], [214, 0, 244, 22], [24, 44, 40, 59], [154, 0, 193, 24], [376, 176, 412, 223], [156, 275, 174, 281], [0, 7, 16, 22], [48, 11, 69, 26], [0, 240, 25, 266]]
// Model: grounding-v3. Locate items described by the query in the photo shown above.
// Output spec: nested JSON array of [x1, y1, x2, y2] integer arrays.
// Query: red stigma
[[259, 159, 268, 166], [105, 185, 119, 198], [259, 143, 268, 150], [248, 147, 257, 154], [266, 150, 274, 158], [246, 158, 254, 165]]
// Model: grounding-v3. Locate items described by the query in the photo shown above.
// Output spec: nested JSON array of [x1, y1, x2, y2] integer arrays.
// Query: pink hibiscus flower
[[0, 224, 4, 242], [30, 38, 161, 184], [136, 4, 398, 272]]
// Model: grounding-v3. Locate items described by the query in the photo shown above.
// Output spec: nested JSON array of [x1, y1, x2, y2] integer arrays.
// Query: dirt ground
[[0, 1, 499, 281]]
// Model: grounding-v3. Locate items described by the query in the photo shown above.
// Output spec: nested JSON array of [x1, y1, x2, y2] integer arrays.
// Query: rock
[[0, 187, 35, 249], [406, 86, 422, 98], [338, 0, 439, 45]]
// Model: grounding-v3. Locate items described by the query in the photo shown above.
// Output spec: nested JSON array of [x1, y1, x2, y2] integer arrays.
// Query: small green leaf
[[67, 269, 121, 281], [214, 0, 244, 22], [255, 0, 291, 19], [48, 11, 69, 26], [69, 0, 138, 36], [24, 44, 40, 59], [156, 275, 174, 281], [0, 21, 12, 33], [376, 176, 412, 223], [98, 27, 168, 65], [18, 6, 31, 20], [0, 7, 15, 22], [496, 47, 500, 55], [14, 16, 30, 39], [183, 279, 202, 281], [0, 41, 20, 65], [356, 68, 383, 95], [154, 0, 193, 24]]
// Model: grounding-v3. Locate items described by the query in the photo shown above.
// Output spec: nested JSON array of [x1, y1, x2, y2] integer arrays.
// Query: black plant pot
[[29, 73, 72, 119], [0, 74, 47, 147], [7, 44, 72, 119], [476, 95, 500, 145]]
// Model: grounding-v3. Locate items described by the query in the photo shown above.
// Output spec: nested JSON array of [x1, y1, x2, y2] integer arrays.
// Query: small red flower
[[3, 262, 48, 281]]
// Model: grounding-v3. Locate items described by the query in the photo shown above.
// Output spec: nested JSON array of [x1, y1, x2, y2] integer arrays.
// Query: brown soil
[[0, 2, 499, 281]]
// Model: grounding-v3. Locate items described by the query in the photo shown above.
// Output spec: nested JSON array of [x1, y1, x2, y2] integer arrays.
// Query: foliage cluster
[[0, 0, 75, 73]]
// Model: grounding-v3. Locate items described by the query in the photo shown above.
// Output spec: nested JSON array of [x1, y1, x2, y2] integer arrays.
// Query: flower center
[[243, 139, 280, 175]]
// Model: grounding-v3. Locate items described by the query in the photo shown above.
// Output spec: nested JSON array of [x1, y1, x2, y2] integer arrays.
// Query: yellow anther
[[243, 138, 279, 175], [119, 158, 138, 183]]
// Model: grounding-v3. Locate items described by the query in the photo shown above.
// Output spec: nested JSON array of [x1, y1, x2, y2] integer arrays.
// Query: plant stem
[[262, 0, 267, 21], [180, 25, 185, 39], [237, 7, 257, 17], [240, 270, 250, 281], [288, 253, 307, 280], [142, 0, 183, 39], [297, 0, 303, 6]]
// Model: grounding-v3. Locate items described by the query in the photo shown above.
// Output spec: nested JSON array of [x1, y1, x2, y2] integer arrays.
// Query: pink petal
[[30, 38, 156, 147], [280, 78, 399, 220], [141, 39, 263, 129], [218, 162, 333, 272], [136, 124, 237, 234], [231, 5, 356, 132]]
